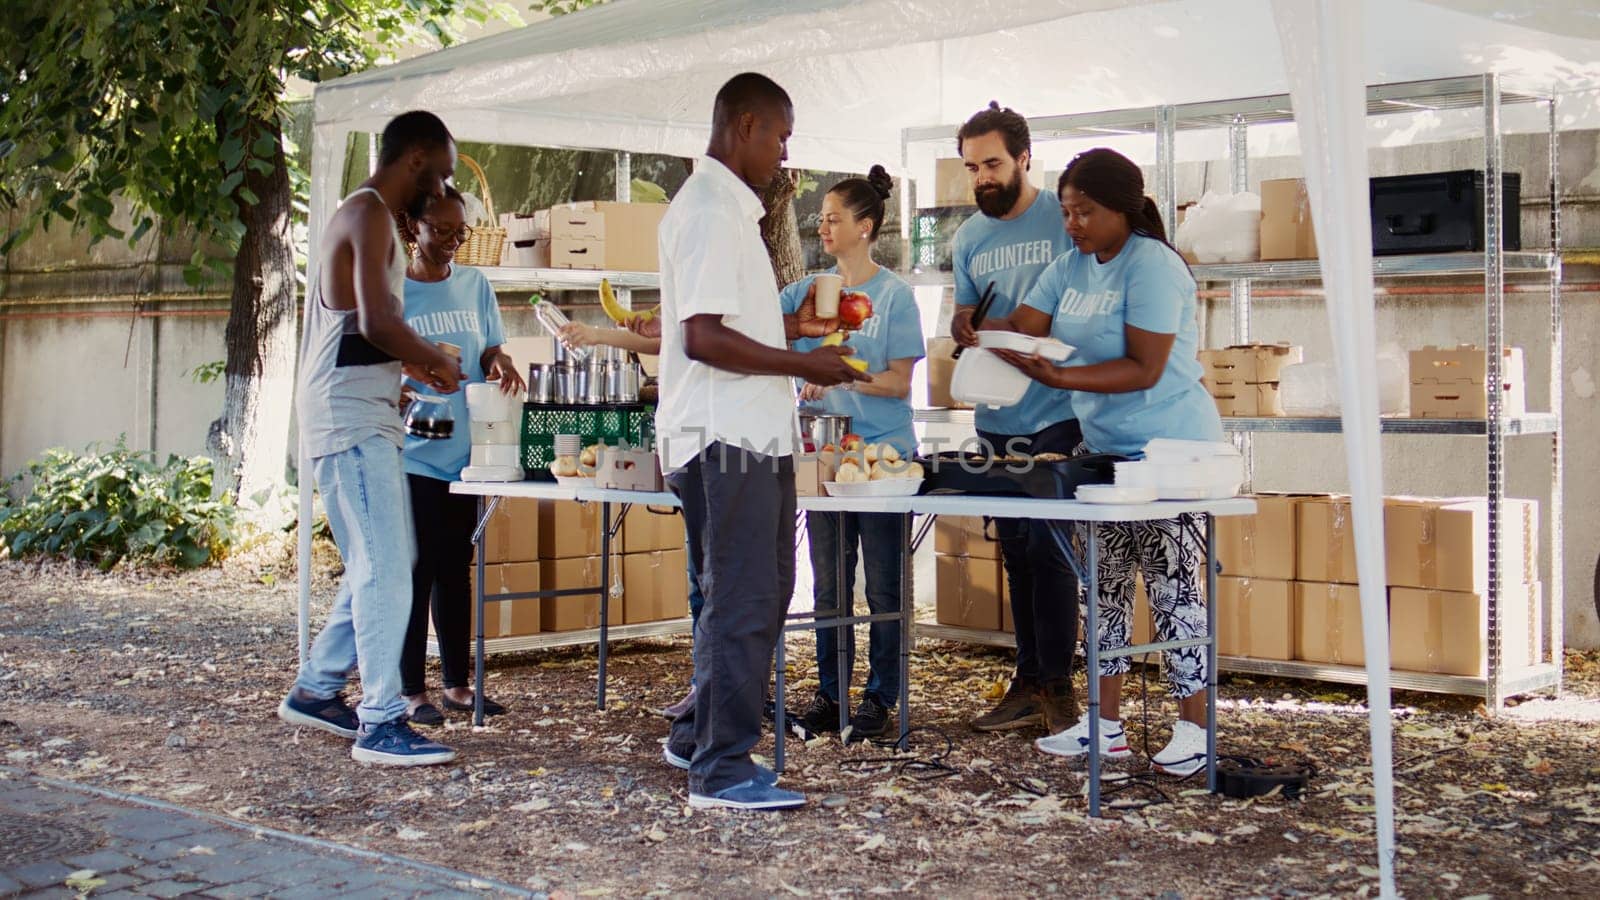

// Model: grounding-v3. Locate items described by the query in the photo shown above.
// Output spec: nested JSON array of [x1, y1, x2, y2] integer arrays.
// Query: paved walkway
[[0, 770, 534, 899]]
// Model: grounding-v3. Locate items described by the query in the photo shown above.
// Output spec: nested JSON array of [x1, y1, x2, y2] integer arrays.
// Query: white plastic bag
[[1279, 345, 1408, 416], [1176, 191, 1262, 263]]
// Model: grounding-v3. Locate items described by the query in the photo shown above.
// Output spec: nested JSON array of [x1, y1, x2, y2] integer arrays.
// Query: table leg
[[1204, 514, 1219, 792], [598, 501, 611, 711], [474, 495, 488, 727], [898, 511, 912, 750], [1085, 522, 1102, 817]]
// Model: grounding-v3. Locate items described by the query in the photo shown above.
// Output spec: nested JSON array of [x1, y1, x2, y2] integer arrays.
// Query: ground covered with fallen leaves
[[1, 546, 1598, 898]]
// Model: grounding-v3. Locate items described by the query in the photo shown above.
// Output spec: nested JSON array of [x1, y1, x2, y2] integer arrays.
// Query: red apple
[[838, 291, 873, 329]]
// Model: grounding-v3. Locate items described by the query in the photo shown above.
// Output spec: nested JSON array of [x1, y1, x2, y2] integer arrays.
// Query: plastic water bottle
[[532, 299, 590, 363]]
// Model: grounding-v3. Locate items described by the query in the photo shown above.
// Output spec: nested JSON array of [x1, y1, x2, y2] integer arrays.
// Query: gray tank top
[[298, 187, 409, 460]]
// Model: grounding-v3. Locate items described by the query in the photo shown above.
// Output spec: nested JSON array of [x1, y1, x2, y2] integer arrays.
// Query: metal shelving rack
[[902, 74, 1564, 706]]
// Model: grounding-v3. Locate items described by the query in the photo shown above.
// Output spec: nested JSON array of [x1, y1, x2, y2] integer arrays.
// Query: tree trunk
[[206, 112, 297, 511], [759, 171, 805, 289]]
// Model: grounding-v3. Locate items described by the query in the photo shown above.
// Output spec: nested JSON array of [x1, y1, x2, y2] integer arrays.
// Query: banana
[[598, 278, 629, 323], [599, 277, 661, 324], [844, 356, 869, 372], [821, 332, 845, 347]]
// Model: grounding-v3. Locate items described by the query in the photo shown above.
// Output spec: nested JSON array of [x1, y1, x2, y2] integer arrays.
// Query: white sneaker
[[1152, 720, 1208, 776], [1035, 717, 1132, 759]]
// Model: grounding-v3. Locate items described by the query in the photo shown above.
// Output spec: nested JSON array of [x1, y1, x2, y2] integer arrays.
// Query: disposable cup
[[813, 273, 843, 319]]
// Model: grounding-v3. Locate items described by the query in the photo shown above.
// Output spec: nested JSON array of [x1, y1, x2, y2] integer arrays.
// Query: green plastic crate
[[520, 403, 651, 478]]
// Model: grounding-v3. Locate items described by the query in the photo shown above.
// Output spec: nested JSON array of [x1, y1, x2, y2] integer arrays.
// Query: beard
[[974, 168, 1025, 218]]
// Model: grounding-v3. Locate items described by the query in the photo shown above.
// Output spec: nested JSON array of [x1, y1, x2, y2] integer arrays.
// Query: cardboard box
[[795, 449, 843, 498], [480, 498, 539, 564], [539, 554, 625, 631], [1131, 573, 1154, 647], [1409, 381, 1527, 419], [933, 158, 976, 207], [1295, 496, 1359, 584], [622, 504, 684, 554], [623, 549, 690, 624], [1259, 178, 1318, 260], [500, 239, 551, 268], [1216, 493, 1311, 580], [547, 201, 669, 272], [1293, 581, 1366, 665], [1389, 581, 1538, 676], [1198, 343, 1304, 385], [1409, 345, 1526, 419], [1209, 382, 1284, 417], [500, 210, 550, 242], [467, 562, 542, 637], [925, 338, 971, 409], [1384, 496, 1536, 593], [935, 553, 1004, 630], [934, 516, 1001, 560], [538, 499, 606, 560], [1410, 345, 1526, 386], [595, 447, 664, 493], [503, 335, 556, 367], [1216, 577, 1295, 660]]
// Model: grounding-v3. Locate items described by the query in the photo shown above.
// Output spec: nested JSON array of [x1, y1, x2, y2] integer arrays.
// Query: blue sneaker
[[277, 690, 358, 739], [661, 745, 778, 786], [689, 779, 805, 811], [351, 719, 458, 767]]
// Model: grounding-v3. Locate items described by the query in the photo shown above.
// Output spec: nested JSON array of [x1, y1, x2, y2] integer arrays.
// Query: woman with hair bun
[[782, 165, 926, 741], [985, 147, 1222, 776]]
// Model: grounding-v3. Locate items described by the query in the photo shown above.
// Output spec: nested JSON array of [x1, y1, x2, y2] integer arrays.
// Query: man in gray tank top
[[278, 111, 466, 767]]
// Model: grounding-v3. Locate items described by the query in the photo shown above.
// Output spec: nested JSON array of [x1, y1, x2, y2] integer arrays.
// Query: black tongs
[[951, 280, 997, 359]]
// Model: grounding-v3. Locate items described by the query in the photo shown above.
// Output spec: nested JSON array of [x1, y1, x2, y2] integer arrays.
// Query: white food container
[[950, 332, 1073, 409], [823, 479, 923, 498]]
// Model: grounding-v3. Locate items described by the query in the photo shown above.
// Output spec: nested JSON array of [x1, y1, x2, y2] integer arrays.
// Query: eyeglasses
[[420, 220, 474, 242]]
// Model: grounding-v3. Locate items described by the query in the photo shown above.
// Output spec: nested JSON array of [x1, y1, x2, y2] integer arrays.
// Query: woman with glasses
[[396, 185, 527, 726]]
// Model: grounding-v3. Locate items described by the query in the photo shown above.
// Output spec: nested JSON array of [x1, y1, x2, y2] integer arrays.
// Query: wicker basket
[[453, 153, 507, 267]]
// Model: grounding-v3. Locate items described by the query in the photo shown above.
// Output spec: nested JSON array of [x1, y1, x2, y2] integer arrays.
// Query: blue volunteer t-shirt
[[781, 267, 926, 456], [952, 188, 1074, 437], [401, 265, 507, 480], [1021, 234, 1223, 457]]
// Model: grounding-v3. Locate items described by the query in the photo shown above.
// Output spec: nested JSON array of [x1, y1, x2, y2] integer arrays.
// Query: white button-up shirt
[[655, 156, 796, 471]]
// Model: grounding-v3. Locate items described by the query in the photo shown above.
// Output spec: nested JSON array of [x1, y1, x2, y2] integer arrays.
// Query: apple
[[839, 291, 873, 329]]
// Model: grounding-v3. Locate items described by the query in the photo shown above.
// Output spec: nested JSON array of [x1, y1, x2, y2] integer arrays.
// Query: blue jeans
[[807, 511, 904, 708], [295, 435, 416, 726]]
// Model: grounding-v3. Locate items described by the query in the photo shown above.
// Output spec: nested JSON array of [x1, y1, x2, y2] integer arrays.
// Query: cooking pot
[[798, 409, 851, 452]]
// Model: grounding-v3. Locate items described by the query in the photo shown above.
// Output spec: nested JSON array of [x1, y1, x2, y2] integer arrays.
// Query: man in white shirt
[[656, 72, 866, 811]]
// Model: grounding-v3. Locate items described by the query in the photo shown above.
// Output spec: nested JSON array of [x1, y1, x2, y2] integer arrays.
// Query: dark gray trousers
[[667, 443, 797, 795]]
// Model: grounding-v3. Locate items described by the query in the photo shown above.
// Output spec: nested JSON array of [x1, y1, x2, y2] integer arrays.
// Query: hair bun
[[987, 100, 1002, 111], [866, 164, 893, 201]]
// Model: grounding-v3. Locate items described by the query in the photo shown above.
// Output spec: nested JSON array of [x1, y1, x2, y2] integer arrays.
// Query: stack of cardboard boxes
[[1216, 492, 1542, 676], [456, 498, 689, 640], [1197, 344, 1302, 417], [1409, 345, 1526, 419], [933, 517, 1153, 643], [547, 201, 669, 272], [934, 517, 1009, 632]]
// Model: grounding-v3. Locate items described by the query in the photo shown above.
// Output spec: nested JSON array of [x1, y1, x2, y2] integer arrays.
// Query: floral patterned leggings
[[1077, 513, 1210, 700]]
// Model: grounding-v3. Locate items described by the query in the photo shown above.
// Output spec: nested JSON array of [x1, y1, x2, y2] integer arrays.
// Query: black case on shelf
[[1369, 169, 1521, 255]]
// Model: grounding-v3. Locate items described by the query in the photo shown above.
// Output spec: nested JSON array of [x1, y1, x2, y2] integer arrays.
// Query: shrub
[[0, 439, 234, 570]]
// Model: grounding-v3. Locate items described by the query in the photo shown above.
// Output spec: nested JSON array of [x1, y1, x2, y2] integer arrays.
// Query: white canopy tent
[[302, 2, 1600, 895]]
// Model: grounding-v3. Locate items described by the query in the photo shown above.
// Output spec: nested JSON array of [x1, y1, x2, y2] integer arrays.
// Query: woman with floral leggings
[[983, 147, 1223, 775]]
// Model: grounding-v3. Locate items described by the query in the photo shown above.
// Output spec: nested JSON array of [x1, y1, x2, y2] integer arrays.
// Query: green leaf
[[237, 186, 259, 206]]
